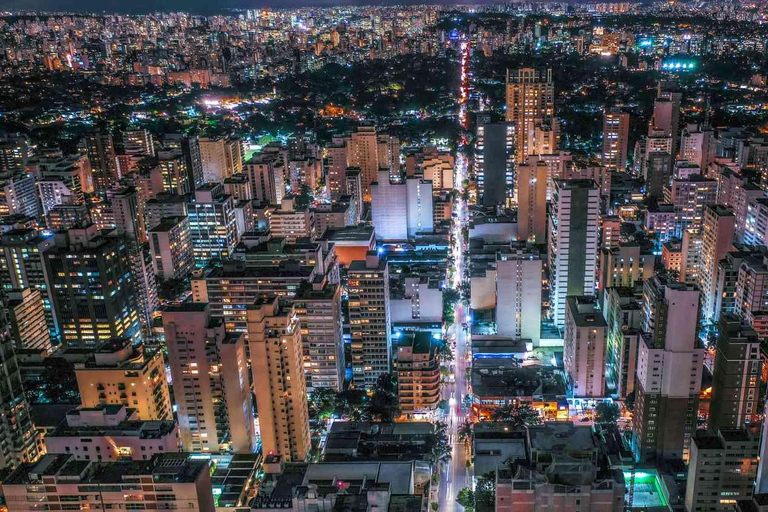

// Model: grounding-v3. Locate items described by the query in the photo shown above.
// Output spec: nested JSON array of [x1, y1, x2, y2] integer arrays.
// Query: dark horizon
[[0, 0, 513, 15]]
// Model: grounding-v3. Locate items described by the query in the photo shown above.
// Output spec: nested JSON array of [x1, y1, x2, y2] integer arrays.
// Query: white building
[[44, 405, 179, 461], [564, 296, 607, 398], [371, 169, 433, 241], [148, 216, 194, 281], [496, 250, 542, 345], [549, 179, 600, 327]]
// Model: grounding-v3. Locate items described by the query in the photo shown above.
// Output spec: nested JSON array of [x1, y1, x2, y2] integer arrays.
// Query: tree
[[428, 421, 451, 468], [475, 472, 496, 511], [157, 278, 188, 302], [443, 288, 460, 324], [36, 358, 80, 403], [624, 391, 636, 413], [458, 420, 473, 444], [595, 402, 620, 425], [295, 184, 313, 209], [308, 388, 339, 422], [456, 487, 475, 512], [490, 402, 542, 427], [365, 373, 400, 422]]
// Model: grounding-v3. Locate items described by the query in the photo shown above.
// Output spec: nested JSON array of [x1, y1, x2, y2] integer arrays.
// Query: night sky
[[0, 0, 499, 14]]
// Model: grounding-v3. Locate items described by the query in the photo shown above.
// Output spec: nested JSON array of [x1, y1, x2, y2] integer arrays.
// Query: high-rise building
[[708, 314, 761, 432], [122, 129, 155, 157], [0, 292, 39, 468], [548, 179, 600, 327], [75, 338, 172, 421], [734, 253, 768, 324], [745, 197, 768, 247], [0, 229, 57, 337], [345, 168, 363, 225], [2, 453, 216, 512], [293, 280, 345, 392], [0, 135, 31, 173], [516, 157, 547, 243], [191, 237, 338, 336], [699, 205, 735, 323], [564, 296, 607, 397], [187, 184, 239, 266], [395, 332, 441, 418], [505, 68, 555, 164], [685, 428, 758, 512], [645, 151, 672, 200], [111, 187, 145, 243], [44, 225, 141, 347], [475, 121, 514, 206], [371, 170, 433, 241], [664, 174, 718, 238], [5, 288, 52, 352], [496, 249, 542, 344], [604, 287, 643, 399], [633, 276, 704, 462], [0, 172, 40, 218], [651, 91, 682, 159], [244, 152, 284, 205], [348, 253, 391, 389], [85, 132, 119, 192], [164, 133, 204, 190], [199, 137, 243, 183], [347, 126, 381, 198], [163, 303, 255, 453], [715, 167, 765, 244], [144, 193, 188, 231], [158, 150, 191, 196], [601, 109, 630, 172], [269, 197, 316, 243], [148, 216, 194, 281], [247, 297, 310, 462], [680, 123, 716, 172], [44, 405, 178, 461], [326, 139, 348, 198], [597, 242, 656, 300]]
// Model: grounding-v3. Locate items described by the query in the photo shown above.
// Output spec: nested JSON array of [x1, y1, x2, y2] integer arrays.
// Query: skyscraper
[[699, 205, 735, 323], [495, 249, 542, 344], [0, 291, 38, 468], [505, 68, 555, 164], [75, 338, 172, 421], [516, 157, 548, 243], [85, 132, 119, 192], [158, 150, 191, 196], [686, 428, 758, 512], [163, 303, 255, 453], [371, 169, 433, 240], [348, 252, 391, 389], [347, 126, 381, 198], [564, 296, 607, 397], [164, 133, 204, 190], [548, 179, 600, 327], [708, 314, 761, 433], [247, 297, 310, 462], [44, 225, 141, 347], [148, 216, 194, 281], [187, 184, 239, 266], [634, 276, 704, 462], [0, 229, 57, 338], [475, 121, 514, 206], [293, 280, 345, 392], [326, 139, 348, 198], [651, 90, 682, 159], [601, 109, 630, 172]]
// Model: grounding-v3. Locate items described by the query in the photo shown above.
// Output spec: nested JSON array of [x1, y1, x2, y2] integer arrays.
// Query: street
[[438, 38, 472, 512]]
